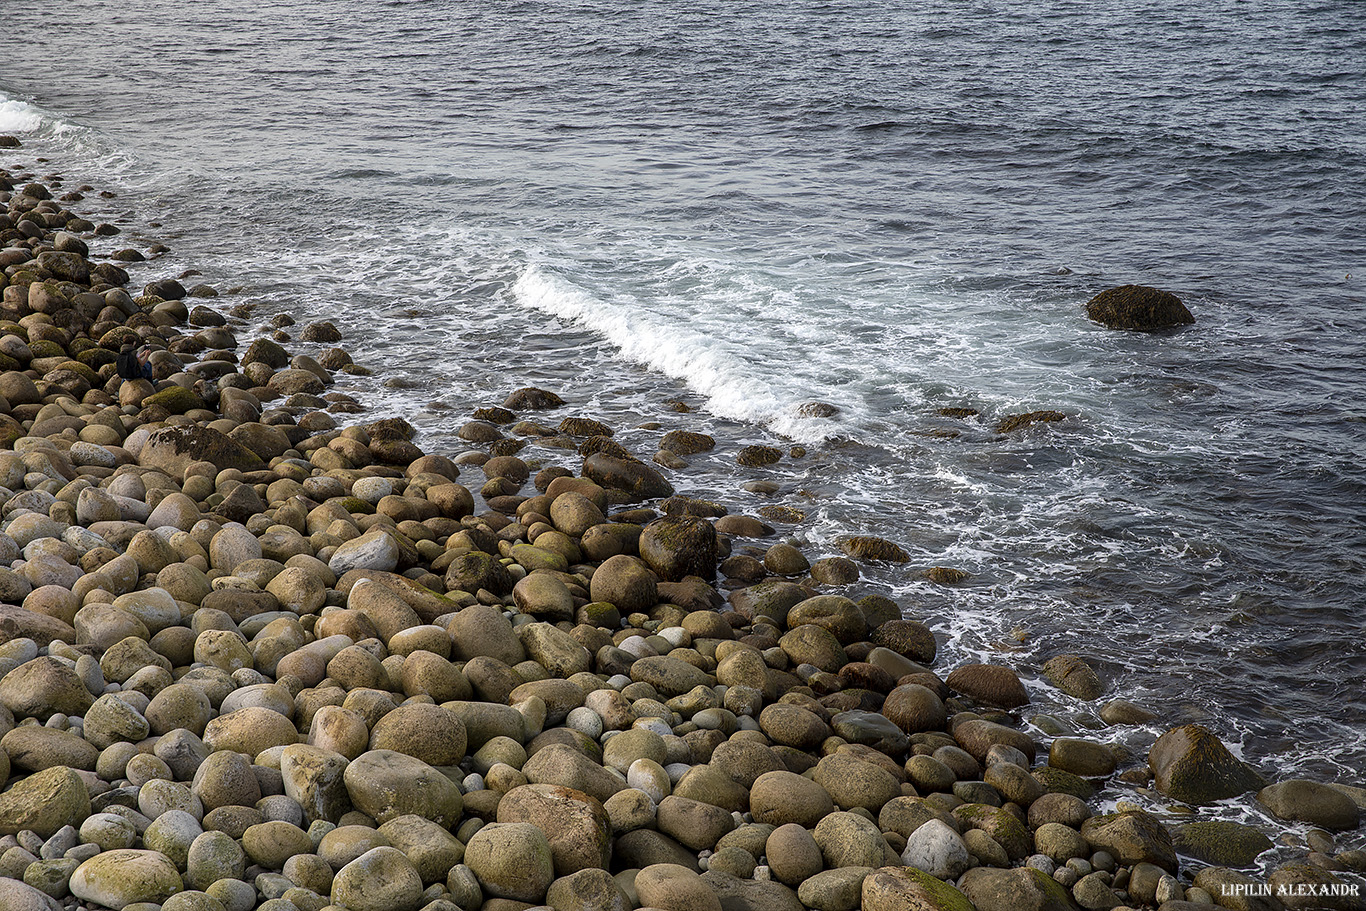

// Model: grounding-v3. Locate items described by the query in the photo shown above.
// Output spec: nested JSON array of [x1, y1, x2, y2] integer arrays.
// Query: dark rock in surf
[[995, 411, 1066, 433], [1085, 284, 1194, 330], [504, 387, 565, 410], [1148, 724, 1266, 806], [583, 453, 673, 501]]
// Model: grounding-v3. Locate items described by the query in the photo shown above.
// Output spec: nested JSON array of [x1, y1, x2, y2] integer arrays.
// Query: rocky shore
[[0, 155, 1362, 911]]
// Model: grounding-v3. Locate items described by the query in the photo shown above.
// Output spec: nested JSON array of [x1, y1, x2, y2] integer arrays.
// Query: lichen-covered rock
[[343, 750, 463, 826], [464, 822, 555, 903], [635, 863, 723, 911], [958, 866, 1079, 911], [330, 846, 423, 911], [0, 766, 91, 837], [749, 770, 836, 829], [1085, 284, 1194, 330], [588, 554, 658, 613], [1148, 724, 1266, 806], [0, 656, 95, 720], [69, 849, 183, 908], [498, 783, 611, 874], [138, 423, 264, 476]]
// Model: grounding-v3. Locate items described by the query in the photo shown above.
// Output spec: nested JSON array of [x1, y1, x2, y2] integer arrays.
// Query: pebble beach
[[0, 147, 1362, 911]]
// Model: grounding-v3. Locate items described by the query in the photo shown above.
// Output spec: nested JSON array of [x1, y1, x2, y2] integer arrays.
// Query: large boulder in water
[[1085, 284, 1194, 330], [639, 515, 717, 582], [583, 452, 673, 500], [1148, 724, 1266, 806]]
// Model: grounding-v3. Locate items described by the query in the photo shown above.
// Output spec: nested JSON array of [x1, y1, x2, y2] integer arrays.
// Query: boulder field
[[0, 163, 1360, 911]]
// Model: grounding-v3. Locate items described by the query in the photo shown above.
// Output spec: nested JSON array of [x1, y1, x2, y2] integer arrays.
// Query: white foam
[[512, 262, 846, 443], [0, 97, 42, 133]]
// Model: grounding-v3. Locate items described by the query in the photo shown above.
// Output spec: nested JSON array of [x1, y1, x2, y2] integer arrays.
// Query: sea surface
[[2, 0, 1364, 849]]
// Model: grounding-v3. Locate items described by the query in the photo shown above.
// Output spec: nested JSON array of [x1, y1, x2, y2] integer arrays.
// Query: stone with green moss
[[952, 803, 1032, 860], [143, 385, 205, 415], [1173, 820, 1272, 867], [1033, 765, 1097, 800]]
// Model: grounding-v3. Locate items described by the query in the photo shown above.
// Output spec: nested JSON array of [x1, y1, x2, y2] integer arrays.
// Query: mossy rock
[[68, 337, 98, 356], [937, 407, 979, 418], [338, 496, 377, 515], [0, 353, 19, 373], [737, 445, 782, 467], [925, 566, 971, 584], [1086, 285, 1194, 330], [473, 406, 515, 425], [50, 361, 101, 387], [996, 411, 1066, 433], [559, 416, 613, 437], [838, 535, 909, 563], [143, 385, 206, 415], [78, 347, 118, 369], [29, 339, 67, 359], [1033, 766, 1097, 800], [580, 435, 636, 461], [99, 327, 141, 350], [1173, 820, 1273, 867], [863, 865, 976, 911], [365, 417, 415, 441]]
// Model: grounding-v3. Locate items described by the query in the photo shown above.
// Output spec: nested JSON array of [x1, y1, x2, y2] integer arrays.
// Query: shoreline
[[0, 147, 1361, 911]]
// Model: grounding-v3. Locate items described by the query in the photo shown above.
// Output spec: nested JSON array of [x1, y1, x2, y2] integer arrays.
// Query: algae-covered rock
[[1085, 284, 1194, 330], [837, 535, 910, 563], [1148, 724, 1266, 806], [583, 452, 673, 500], [1172, 820, 1273, 867], [995, 411, 1067, 433], [946, 663, 1029, 709], [639, 515, 718, 582]]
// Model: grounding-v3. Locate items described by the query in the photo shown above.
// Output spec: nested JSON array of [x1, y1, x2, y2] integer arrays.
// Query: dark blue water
[[3, 0, 1364, 843]]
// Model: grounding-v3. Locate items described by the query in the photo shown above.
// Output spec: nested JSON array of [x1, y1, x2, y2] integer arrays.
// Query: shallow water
[[2, 0, 1364, 845]]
